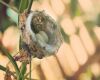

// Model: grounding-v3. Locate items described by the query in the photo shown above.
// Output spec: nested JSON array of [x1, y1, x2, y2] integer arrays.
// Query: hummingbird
[[15, 10, 62, 62]]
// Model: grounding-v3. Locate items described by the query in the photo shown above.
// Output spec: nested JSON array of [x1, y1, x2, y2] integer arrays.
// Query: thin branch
[[0, 0, 19, 14]]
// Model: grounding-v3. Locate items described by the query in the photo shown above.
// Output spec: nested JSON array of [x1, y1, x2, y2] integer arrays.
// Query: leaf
[[96, 14, 100, 26], [20, 62, 27, 76], [84, 21, 99, 44], [61, 28, 70, 43], [19, 0, 33, 13], [0, 44, 20, 77], [0, 65, 7, 71], [7, 8, 18, 23], [84, 21, 95, 29], [0, 65, 16, 79], [70, 0, 81, 18], [19, 0, 29, 13], [18, 62, 27, 80], [14, 0, 20, 9]]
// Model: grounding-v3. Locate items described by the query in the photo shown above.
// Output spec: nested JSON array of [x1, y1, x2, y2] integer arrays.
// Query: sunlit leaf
[[7, 8, 18, 23], [70, 0, 81, 18]]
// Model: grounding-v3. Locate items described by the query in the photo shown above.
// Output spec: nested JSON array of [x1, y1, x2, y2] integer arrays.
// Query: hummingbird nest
[[17, 10, 62, 61]]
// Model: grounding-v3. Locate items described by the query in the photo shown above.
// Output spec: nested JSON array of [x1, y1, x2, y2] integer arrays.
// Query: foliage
[[0, 0, 33, 80]]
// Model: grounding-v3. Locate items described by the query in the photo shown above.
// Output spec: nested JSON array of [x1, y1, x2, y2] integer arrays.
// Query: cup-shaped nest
[[21, 10, 62, 59]]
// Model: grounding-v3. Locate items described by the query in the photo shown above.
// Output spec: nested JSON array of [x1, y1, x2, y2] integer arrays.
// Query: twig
[[0, 0, 19, 14]]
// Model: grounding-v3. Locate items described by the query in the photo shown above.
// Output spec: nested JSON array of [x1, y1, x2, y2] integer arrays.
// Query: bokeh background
[[0, 0, 100, 80]]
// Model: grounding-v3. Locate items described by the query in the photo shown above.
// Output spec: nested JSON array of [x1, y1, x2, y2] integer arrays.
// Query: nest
[[19, 10, 62, 59]]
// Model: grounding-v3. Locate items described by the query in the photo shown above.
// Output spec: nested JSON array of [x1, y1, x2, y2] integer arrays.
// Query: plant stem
[[27, 0, 33, 12], [0, 43, 20, 79], [0, 65, 16, 79], [18, 62, 27, 80], [29, 55, 32, 80]]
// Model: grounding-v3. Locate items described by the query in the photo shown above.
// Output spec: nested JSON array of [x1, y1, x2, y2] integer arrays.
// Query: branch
[[0, 0, 19, 14]]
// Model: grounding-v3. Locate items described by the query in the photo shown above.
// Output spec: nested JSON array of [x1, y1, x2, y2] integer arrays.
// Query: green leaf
[[19, 0, 33, 13], [84, 21, 95, 29], [18, 62, 27, 80], [14, 0, 20, 9], [70, 0, 81, 18], [7, 8, 18, 23], [19, 0, 29, 13], [0, 65, 17, 79], [20, 62, 27, 76], [96, 14, 100, 26], [0, 44, 20, 77], [0, 65, 7, 71], [61, 28, 70, 43], [84, 21, 99, 44]]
